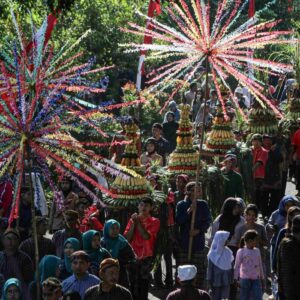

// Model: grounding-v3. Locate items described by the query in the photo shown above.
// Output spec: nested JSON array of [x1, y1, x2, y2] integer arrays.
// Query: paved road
[[148, 182, 296, 300]]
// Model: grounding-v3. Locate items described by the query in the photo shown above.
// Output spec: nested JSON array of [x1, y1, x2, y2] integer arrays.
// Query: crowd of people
[[1, 74, 300, 300]]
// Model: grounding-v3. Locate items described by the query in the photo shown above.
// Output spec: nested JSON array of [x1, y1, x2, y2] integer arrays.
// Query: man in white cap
[[166, 265, 211, 300], [234, 87, 248, 109]]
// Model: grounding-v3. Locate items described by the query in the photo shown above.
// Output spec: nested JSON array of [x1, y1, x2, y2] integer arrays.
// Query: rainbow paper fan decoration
[[121, 0, 298, 118], [168, 104, 199, 176], [0, 11, 140, 224]]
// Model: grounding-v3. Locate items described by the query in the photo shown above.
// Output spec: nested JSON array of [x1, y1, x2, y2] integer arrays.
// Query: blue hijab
[[3, 278, 23, 300], [278, 195, 298, 216], [64, 238, 81, 273], [103, 219, 128, 258], [39, 255, 61, 283]]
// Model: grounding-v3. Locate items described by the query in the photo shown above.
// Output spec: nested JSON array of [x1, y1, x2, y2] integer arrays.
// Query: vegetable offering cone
[[168, 104, 199, 176], [205, 110, 236, 154], [108, 122, 149, 207], [248, 102, 278, 135]]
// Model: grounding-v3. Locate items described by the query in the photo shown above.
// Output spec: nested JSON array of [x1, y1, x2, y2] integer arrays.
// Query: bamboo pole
[[188, 58, 210, 261], [26, 145, 41, 300]]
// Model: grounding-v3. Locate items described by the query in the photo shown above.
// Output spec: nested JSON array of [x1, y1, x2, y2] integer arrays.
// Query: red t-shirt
[[292, 129, 300, 159], [124, 216, 160, 260], [252, 146, 269, 179]]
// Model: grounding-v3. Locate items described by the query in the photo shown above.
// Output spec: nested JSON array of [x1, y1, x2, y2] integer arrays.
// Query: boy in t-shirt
[[124, 197, 160, 300]]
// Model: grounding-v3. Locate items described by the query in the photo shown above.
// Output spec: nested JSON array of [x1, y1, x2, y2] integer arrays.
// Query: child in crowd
[[234, 230, 264, 300], [82, 230, 111, 275], [207, 231, 234, 300]]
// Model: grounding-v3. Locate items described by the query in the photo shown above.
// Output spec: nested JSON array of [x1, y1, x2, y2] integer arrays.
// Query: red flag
[[137, 0, 161, 90], [288, 0, 293, 12], [248, 0, 255, 18]]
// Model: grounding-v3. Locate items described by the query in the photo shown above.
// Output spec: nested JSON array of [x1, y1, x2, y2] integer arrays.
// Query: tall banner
[[247, 0, 255, 104], [248, 0, 255, 18], [136, 0, 161, 91]]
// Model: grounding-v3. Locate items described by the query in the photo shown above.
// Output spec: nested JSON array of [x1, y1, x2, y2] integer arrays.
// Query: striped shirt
[[62, 273, 99, 299], [52, 229, 83, 257], [19, 237, 56, 267], [84, 283, 133, 300], [0, 250, 34, 284]]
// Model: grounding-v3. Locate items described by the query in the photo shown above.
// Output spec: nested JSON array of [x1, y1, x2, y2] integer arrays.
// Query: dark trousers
[[254, 178, 264, 211], [129, 257, 153, 300], [174, 246, 208, 289], [261, 188, 281, 218], [296, 160, 300, 191], [280, 171, 288, 198], [154, 227, 175, 285]]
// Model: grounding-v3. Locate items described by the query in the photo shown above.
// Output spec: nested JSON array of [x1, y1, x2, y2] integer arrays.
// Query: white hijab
[[208, 230, 234, 271]]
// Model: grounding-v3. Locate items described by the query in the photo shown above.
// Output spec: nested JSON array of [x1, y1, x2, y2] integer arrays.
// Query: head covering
[[223, 154, 237, 163], [83, 230, 102, 263], [177, 174, 189, 184], [64, 238, 80, 273], [64, 210, 79, 220], [38, 255, 61, 283], [177, 265, 197, 282], [3, 228, 20, 239], [251, 133, 263, 143], [278, 195, 298, 217], [3, 278, 22, 300], [103, 219, 128, 259], [168, 100, 178, 110], [208, 231, 233, 271], [219, 198, 241, 239], [166, 111, 175, 119], [100, 258, 120, 273], [235, 87, 243, 95]]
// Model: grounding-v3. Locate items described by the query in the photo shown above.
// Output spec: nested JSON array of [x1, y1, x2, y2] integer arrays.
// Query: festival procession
[[1, 0, 300, 299]]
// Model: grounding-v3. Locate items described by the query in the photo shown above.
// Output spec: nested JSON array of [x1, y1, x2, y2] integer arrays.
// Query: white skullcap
[[177, 265, 197, 281], [235, 87, 243, 94]]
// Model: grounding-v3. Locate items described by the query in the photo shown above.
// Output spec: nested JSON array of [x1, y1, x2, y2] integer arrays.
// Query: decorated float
[[168, 104, 199, 176], [204, 109, 236, 155]]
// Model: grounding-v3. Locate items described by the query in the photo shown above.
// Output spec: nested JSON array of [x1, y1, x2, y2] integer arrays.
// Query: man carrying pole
[[175, 181, 212, 289]]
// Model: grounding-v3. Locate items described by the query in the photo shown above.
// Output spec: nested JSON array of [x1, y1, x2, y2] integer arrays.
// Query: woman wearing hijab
[[59, 238, 81, 280], [207, 231, 234, 300], [266, 195, 299, 273], [163, 112, 179, 153], [163, 101, 181, 122], [83, 230, 111, 275], [101, 219, 136, 287], [2, 278, 23, 300], [30, 255, 61, 299], [210, 198, 244, 300]]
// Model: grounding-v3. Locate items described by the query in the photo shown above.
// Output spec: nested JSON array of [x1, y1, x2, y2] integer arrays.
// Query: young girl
[[234, 230, 264, 300], [101, 219, 136, 288], [59, 238, 80, 280], [207, 231, 234, 300], [83, 230, 111, 275]]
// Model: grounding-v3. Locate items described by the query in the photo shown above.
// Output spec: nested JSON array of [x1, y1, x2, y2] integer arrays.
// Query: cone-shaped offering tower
[[168, 104, 199, 176], [107, 121, 149, 207], [205, 109, 236, 154], [248, 101, 278, 135], [287, 91, 300, 120]]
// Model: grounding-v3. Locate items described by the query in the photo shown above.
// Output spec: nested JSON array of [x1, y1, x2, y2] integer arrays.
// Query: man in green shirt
[[222, 154, 245, 199]]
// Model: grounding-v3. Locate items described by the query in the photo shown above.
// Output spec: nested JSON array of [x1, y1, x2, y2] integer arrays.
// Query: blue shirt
[[176, 199, 212, 252], [62, 273, 100, 299]]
